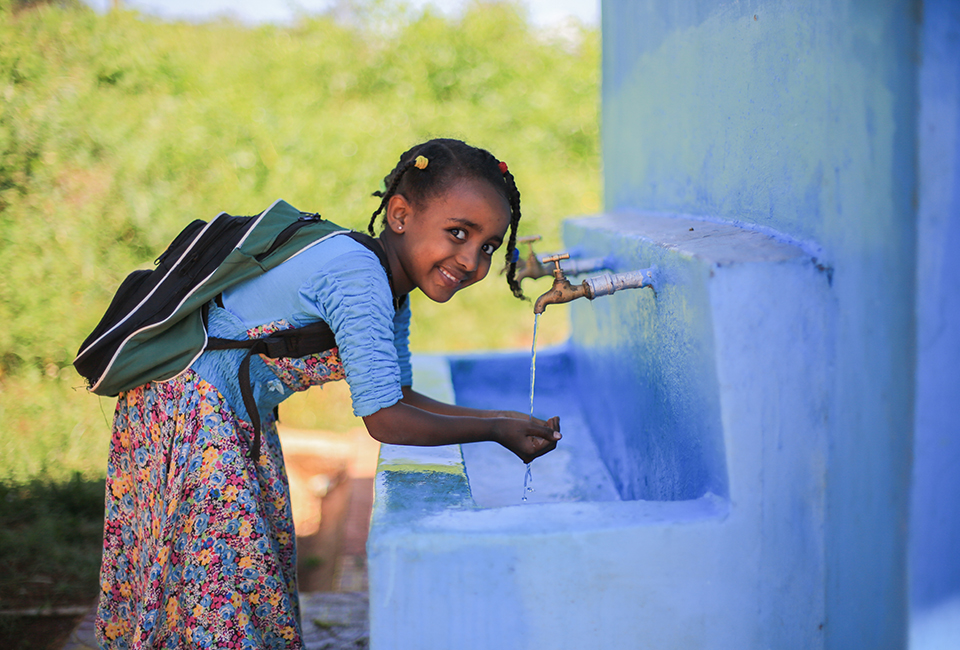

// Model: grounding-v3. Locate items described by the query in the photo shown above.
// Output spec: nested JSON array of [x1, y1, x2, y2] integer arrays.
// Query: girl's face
[[385, 179, 511, 302]]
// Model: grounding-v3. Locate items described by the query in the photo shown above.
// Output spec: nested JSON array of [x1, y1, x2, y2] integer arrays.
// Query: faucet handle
[[518, 235, 542, 256], [542, 253, 570, 274]]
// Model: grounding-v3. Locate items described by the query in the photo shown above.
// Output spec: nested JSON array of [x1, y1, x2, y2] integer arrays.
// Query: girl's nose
[[456, 247, 480, 274]]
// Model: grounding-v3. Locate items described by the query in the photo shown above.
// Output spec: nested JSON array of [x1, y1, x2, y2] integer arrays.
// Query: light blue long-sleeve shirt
[[190, 232, 411, 424]]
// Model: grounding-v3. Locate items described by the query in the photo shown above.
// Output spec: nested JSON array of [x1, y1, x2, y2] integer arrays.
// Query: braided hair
[[369, 138, 526, 299]]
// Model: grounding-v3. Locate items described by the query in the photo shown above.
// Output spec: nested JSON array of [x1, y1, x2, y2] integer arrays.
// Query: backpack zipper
[[255, 212, 323, 262]]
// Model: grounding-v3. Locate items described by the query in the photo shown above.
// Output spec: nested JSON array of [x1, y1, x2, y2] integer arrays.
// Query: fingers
[[524, 438, 558, 463], [529, 417, 561, 442], [518, 416, 561, 462], [496, 414, 562, 463], [528, 414, 560, 430]]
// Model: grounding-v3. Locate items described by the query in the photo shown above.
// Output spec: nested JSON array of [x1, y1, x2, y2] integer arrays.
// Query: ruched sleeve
[[300, 247, 404, 417], [394, 299, 412, 387]]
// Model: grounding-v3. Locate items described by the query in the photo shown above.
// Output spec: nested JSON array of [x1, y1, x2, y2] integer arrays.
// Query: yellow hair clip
[[414, 155, 429, 170]]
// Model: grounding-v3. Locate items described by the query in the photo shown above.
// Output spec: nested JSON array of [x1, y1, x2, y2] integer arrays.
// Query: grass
[[0, 473, 104, 648], [0, 473, 105, 610]]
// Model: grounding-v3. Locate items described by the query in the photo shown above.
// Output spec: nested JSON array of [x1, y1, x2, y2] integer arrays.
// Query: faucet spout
[[504, 235, 552, 284], [516, 249, 551, 282], [533, 253, 591, 314], [533, 276, 590, 314]]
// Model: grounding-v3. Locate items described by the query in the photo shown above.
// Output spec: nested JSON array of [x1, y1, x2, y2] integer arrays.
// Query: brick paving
[[300, 591, 369, 650]]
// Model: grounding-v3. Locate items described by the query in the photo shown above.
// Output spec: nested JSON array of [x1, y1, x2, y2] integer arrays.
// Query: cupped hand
[[494, 415, 561, 464], [493, 409, 529, 421]]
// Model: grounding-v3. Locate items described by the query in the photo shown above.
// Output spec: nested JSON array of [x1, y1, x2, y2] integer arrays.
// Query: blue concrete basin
[[368, 353, 729, 650], [368, 212, 834, 650], [452, 349, 621, 507]]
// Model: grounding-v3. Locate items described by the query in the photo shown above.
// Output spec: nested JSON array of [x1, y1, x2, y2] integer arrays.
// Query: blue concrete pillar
[[602, 1, 920, 646], [910, 0, 960, 623]]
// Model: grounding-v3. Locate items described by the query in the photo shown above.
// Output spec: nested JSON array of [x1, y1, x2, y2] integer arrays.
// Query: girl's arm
[[399, 386, 528, 421], [362, 390, 560, 464]]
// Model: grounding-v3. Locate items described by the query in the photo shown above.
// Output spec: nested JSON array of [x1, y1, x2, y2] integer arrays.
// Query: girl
[[96, 138, 562, 649]]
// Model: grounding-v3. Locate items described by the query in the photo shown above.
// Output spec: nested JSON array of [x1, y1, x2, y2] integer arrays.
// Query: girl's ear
[[385, 194, 412, 234]]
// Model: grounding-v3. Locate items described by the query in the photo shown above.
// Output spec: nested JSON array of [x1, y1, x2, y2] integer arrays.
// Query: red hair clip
[[498, 161, 508, 174]]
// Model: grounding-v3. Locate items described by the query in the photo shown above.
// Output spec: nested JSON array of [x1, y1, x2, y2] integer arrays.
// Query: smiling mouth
[[438, 266, 464, 286]]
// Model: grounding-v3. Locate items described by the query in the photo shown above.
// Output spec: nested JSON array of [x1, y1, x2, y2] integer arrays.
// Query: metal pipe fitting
[[583, 267, 657, 297]]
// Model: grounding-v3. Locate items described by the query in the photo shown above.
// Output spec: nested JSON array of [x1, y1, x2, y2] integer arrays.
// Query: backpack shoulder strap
[[205, 230, 408, 461], [207, 320, 337, 460], [343, 231, 408, 311]]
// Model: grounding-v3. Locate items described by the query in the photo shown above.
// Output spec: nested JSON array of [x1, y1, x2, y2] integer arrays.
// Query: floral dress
[[96, 319, 346, 650]]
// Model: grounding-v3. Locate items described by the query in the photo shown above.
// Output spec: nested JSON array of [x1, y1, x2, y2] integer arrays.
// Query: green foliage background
[[0, 0, 600, 481]]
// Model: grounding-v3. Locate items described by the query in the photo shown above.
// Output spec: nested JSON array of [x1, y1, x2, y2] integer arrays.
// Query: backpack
[[74, 199, 400, 459]]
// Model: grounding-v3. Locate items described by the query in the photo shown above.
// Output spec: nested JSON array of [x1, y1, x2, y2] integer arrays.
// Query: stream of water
[[523, 313, 540, 502]]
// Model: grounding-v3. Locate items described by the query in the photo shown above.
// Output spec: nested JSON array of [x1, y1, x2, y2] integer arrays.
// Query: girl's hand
[[371, 388, 560, 462], [493, 415, 561, 464], [494, 409, 532, 421]]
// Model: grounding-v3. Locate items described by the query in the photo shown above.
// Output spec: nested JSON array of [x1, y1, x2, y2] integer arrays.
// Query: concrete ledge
[[567, 210, 812, 266], [370, 356, 476, 529]]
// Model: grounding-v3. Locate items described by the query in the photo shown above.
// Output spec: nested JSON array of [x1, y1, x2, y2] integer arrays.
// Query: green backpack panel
[[74, 199, 352, 398]]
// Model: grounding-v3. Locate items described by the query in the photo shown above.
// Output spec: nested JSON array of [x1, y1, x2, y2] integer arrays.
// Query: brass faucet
[[534, 255, 659, 314], [533, 254, 589, 314], [506, 236, 552, 283]]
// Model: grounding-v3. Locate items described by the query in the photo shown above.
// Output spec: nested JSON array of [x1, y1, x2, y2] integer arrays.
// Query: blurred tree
[[0, 0, 600, 479]]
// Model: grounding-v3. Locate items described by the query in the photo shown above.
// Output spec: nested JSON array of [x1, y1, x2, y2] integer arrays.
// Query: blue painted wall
[[567, 223, 728, 502], [910, 0, 960, 617], [597, 1, 958, 647]]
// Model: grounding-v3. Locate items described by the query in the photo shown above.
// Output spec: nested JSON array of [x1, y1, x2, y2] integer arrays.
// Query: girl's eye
[[481, 243, 498, 256], [449, 228, 466, 240]]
